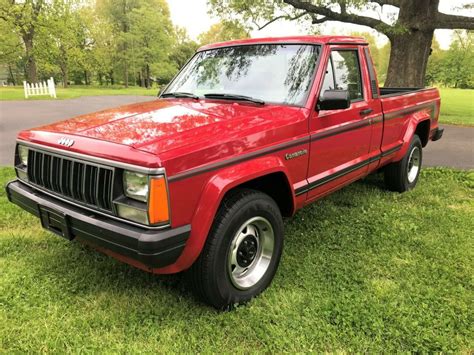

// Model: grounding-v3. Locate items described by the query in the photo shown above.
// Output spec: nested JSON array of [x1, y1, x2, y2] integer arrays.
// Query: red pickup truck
[[7, 36, 443, 309]]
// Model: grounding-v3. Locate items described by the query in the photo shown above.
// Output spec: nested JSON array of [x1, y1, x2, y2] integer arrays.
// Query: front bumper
[[6, 180, 190, 269]]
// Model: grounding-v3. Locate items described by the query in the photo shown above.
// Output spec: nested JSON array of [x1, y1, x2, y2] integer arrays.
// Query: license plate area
[[38, 205, 74, 240]]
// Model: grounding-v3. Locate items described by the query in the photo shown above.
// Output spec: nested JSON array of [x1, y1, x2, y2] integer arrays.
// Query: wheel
[[384, 134, 422, 192], [189, 189, 284, 310]]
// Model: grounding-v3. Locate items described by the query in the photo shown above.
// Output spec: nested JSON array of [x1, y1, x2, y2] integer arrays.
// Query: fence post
[[23, 81, 29, 99], [48, 77, 57, 98]]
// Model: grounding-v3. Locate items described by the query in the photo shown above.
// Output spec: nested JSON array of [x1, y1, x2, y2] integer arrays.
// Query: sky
[[167, 0, 473, 49]]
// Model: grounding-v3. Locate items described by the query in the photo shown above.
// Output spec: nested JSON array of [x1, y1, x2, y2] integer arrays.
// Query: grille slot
[[27, 149, 114, 212]]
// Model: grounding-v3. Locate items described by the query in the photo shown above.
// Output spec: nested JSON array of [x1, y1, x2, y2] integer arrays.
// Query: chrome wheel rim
[[227, 216, 275, 290], [407, 146, 421, 183]]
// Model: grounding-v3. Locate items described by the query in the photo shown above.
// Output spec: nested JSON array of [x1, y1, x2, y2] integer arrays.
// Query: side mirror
[[318, 90, 350, 111]]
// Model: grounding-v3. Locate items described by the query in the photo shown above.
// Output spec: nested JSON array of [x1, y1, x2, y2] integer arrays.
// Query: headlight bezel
[[17, 145, 29, 167], [15, 144, 29, 181], [115, 170, 170, 227]]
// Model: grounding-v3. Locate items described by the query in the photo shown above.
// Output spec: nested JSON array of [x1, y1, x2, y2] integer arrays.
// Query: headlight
[[118, 172, 170, 226], [123, 171, 148, 202], [18, 145, 29, 166]]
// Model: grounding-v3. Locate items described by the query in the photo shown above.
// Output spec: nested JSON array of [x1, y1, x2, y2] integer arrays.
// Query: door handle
[[360, 108, 373, 116]]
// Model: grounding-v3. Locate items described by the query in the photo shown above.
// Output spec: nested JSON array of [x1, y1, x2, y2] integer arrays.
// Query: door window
[[320, 50, 364, 102]]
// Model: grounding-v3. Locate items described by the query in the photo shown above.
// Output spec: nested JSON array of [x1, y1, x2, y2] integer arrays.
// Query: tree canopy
[[0, 0, 197, 87], [0, 0, 472, 89], [208, 0, 474, 87]]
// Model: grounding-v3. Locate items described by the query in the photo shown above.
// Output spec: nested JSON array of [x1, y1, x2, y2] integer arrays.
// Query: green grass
[[0, 85, 157, 100], [438, 88, 474, 126], [1, 167, 473, 352]]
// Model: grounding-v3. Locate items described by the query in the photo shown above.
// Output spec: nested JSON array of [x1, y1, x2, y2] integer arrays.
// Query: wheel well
[[415, 119, 431, 147], [227, 172, 294, 217]]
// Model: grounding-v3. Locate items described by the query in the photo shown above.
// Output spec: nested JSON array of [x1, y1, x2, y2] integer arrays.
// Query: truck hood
[[30, 99, 305, 156]]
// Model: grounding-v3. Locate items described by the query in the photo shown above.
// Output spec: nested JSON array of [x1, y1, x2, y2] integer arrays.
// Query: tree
[[36, 0, 88, 87], [198, 20, 250, 45], [97, 0, 141, 87], [170, 27, 199, 70], [128, 0, 175, 88], [431, 30, 473, 88], [0, 0, 50, 82], [0, 15, 22, 84], [208, 0, 474, 87]]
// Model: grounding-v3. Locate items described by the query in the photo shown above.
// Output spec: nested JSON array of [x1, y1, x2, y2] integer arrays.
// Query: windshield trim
[[161, 43, 323, 108]]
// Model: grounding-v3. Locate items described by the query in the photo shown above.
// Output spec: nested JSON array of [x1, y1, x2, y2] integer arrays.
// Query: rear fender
[[156, 155, 293, 273], [394, 114, 431, 161]]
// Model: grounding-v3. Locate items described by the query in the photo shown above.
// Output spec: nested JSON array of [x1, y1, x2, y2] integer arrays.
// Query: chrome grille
[[27, 149, 114, 211]]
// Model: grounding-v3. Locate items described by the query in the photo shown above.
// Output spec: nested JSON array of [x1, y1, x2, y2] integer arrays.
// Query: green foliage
[[170, 27, 199, 70], [0, 0, 194, 88], [426, 30, 474, 88], [198, 20, 250, 46], [1, 167, 473, 352]]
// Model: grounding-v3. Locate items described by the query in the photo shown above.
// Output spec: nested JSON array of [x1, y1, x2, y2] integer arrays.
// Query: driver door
[[305, 46, 375, 202]]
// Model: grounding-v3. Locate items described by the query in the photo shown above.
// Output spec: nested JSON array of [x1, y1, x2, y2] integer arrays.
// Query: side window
[[320, 50, 364, 102], [331, 50, 363, 101]]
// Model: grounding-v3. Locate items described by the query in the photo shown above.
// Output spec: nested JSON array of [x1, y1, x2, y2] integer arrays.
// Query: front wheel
[[384, 134, 423, 192], [188, 189, 284, 310]]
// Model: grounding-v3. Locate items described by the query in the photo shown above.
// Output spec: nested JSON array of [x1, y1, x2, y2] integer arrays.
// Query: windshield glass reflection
[[165, 44, 321, 106]]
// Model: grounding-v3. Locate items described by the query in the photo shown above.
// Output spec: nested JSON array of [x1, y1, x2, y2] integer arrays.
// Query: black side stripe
[[384, 102, 436, 121], [310, 117, 379, 142], [295, 144, 402, 196]]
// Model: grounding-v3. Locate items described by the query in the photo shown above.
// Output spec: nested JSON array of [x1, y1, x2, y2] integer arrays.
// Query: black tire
[[384, 134, 423, 192], [188, 188, 284, 310]]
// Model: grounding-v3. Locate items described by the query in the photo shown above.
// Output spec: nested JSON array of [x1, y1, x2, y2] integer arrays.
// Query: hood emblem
[[58, 137, 75, 147]]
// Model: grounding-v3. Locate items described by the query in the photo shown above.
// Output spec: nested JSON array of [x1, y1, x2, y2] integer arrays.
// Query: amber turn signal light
[[148, 176, 170, 224]]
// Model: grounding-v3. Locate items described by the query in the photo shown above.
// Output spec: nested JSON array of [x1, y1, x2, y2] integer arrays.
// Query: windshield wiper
[[204, 93, 265, 105], [161, 92, 200, 100]]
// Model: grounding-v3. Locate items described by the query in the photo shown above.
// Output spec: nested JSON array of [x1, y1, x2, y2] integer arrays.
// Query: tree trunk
[[124, 63, 129, 87], [8, 65, 16, 85], [384, 29, 434, 87], [23, 33, 37, 83], [384, 0, 439, 87], [140, 70, 145, 87], [84, 70, 89, 85], [62, 67, 68, 88], [145, 64, 150, 89]]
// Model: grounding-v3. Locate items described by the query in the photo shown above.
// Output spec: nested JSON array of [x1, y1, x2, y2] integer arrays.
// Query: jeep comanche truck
[[6, 36, 443, 309]]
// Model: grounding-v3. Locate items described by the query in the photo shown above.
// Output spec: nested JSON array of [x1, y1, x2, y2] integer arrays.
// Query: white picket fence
[[23, 77, 57, 99]]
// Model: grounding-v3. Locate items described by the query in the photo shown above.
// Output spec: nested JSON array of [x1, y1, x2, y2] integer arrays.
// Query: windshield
[[164, 44, 321, 106]]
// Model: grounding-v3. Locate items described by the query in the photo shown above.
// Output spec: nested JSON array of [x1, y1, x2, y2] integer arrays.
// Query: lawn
[[0, 85, 157, 100], [439, 88, 473, 126], [1, 167, 473, 352]]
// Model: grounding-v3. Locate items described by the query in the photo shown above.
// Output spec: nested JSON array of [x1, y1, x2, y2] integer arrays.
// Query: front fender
[[156, 155, 292, 273]]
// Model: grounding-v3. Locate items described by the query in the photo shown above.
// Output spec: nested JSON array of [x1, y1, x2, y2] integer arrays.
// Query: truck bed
[[380, 87, 424, 97]]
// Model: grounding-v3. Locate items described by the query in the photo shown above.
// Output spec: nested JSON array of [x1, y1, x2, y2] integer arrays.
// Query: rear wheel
[[189, 189, 284, 310], [384, 134, 423, 192]]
